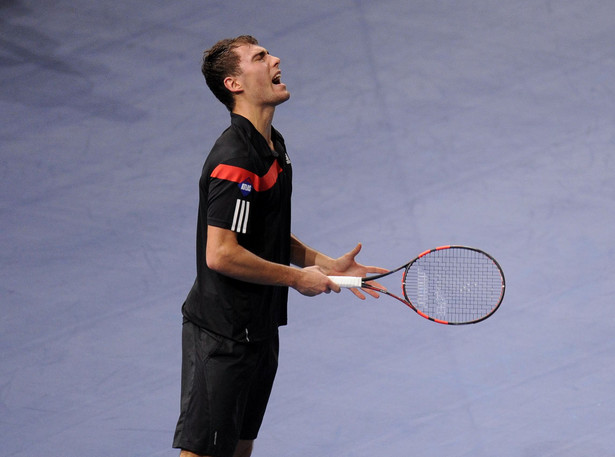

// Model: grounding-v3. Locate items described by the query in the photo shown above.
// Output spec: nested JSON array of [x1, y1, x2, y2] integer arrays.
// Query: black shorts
[[172, 319, 279, 457]]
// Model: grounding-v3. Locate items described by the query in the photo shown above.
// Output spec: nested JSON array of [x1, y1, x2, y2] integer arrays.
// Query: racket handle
[[328, 276, 363, 288]]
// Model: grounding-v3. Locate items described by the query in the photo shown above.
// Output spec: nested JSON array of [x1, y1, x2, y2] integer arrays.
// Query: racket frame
[[336, 245, 506, 325]]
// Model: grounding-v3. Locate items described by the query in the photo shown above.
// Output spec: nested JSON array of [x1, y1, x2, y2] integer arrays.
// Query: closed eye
[[252, 49, 269, 62]]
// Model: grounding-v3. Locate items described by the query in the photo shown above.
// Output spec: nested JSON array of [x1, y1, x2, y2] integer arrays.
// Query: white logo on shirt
[[231, 199, 250, 234]]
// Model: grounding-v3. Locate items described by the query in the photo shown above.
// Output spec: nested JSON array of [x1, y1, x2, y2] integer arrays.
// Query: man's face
[[231, 43, 291, 108]]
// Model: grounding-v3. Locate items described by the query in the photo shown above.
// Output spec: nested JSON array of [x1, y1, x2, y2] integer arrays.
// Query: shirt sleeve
[[206, 161, 257, 234]]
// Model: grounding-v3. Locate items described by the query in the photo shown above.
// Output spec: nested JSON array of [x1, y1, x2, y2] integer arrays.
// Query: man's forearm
[[290, 234, 335, 272], [208, 227, 302, 287], [207, 227, 337, 297]]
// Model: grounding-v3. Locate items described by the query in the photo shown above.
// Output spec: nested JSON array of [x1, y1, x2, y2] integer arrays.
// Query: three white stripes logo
[[231, 199, 250, 234]]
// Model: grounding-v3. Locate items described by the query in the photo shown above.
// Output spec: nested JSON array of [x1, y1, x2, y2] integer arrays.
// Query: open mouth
[[272, 73, 282, 85]]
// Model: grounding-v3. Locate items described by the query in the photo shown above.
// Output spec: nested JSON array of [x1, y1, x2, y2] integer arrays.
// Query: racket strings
[[403, 248, 503, 324]]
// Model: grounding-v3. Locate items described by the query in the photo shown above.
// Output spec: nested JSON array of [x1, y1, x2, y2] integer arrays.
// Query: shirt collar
[[230, 113, 283, 159]]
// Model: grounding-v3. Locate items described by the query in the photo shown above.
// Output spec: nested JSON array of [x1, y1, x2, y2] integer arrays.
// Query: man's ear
[[224, 76, 243, 94]]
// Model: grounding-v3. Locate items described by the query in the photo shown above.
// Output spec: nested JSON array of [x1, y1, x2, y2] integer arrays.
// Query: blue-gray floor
[[2, 1, 615, 456]]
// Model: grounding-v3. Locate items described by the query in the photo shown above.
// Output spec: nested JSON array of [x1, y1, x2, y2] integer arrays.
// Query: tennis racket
[[329, 245, 505, 325]]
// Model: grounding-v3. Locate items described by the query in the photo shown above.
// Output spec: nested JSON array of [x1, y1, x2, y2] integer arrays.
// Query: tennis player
[[172, 35, 386, 457]]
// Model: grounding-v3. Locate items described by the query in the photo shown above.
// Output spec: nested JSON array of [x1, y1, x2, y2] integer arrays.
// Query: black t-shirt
[[182, 114, 292, 342]]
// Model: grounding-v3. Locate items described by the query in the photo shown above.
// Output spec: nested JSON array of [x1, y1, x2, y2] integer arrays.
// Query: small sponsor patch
[[239, 178, 253, 196]]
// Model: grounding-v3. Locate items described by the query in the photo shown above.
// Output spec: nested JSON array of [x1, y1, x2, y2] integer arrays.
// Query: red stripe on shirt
[[210, 161, 283, 192]]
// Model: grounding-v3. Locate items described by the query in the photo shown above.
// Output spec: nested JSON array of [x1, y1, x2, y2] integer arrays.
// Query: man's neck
[[233, 104, 276, 149]]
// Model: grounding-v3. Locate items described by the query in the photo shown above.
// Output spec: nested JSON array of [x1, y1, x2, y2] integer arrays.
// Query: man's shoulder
[[204, 124, 252, 167]]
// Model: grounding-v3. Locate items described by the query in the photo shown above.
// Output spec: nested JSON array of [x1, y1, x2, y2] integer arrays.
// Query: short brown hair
[[201, 35, 258, 111]]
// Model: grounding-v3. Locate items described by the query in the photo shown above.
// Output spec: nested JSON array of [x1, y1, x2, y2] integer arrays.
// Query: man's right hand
[[294, 266, 341, 297]]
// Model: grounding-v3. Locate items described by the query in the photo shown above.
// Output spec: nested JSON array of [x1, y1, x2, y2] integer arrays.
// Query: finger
[[347, 243, 362, 258], [361, 287, 381, 299], [367, 265, 389, 274], [328, 279, 341, 294], [365, 280, 386, 292], [349, 287, 367, 300]]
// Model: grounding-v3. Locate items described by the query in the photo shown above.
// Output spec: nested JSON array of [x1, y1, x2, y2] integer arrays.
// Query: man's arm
[[290, 234, 335, 271], [207, 226, 339, 296]]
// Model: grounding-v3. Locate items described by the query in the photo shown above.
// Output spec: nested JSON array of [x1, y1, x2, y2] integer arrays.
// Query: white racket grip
[[328, 276, 363, 288]]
